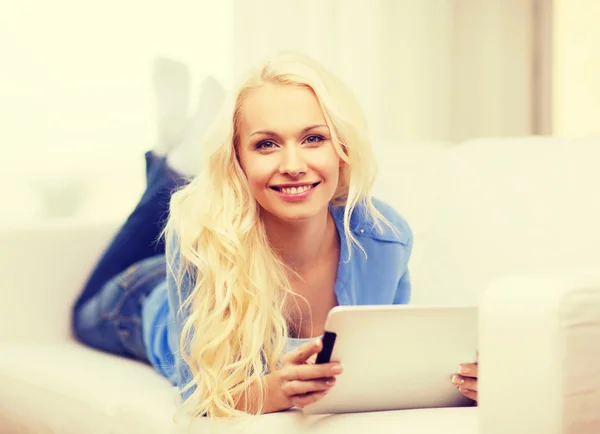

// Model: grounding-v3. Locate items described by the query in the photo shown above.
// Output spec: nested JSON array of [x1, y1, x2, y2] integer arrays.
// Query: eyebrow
[[249, 124, 328, 138]]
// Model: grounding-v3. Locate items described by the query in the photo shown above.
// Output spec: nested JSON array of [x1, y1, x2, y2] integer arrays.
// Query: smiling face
[[236, 83, 341, 222]]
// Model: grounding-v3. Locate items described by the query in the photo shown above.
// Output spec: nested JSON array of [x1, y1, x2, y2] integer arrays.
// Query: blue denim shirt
[[141, 198, 413, 398]]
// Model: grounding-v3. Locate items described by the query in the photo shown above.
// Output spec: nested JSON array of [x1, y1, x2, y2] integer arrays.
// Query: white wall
[[0, 0, 234, 222], [234, 0, 535, 144], [1, 0, 538, 223], [553, 0, 600, 136]]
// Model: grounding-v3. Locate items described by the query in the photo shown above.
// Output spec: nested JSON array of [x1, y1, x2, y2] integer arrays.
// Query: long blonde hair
[[164, 51, 390, 419]]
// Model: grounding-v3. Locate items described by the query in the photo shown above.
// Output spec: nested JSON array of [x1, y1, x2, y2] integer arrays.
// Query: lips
[[270, 182, 320, 195]]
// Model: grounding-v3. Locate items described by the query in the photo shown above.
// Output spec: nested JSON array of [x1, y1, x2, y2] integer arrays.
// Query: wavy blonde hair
[[164, 51, 391, 419]]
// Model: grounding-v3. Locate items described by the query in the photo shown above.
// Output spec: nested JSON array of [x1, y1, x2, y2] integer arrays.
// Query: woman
[[72, 52, 478, 419]]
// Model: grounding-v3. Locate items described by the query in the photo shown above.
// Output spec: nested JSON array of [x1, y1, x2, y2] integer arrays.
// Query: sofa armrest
[[0, 219, 119, 342], [479, 269, 600, 433]]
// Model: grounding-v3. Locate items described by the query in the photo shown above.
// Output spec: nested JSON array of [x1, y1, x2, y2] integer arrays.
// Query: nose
[[279, 145, 307, 177]]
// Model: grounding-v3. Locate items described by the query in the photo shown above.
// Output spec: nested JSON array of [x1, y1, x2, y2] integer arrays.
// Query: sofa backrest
[[373, 136, 600, 305], [0, 220, 120, 341]]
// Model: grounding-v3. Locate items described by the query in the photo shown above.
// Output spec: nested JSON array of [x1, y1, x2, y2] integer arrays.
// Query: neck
[[263, 208, 337, 271]]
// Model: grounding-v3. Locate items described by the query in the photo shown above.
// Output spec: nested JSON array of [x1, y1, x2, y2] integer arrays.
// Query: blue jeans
[[72, 151, 188, 362]]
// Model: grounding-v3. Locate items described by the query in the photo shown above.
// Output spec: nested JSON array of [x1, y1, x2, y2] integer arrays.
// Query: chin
[[273, 209, 322, 222], [263, 203, 329, 223]]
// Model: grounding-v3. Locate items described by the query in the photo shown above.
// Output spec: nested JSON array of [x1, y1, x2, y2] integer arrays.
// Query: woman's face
[[237, 83, 340, 223]]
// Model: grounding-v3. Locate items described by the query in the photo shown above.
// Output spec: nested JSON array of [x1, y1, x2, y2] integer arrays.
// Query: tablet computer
[[303, 305, 478, 414]]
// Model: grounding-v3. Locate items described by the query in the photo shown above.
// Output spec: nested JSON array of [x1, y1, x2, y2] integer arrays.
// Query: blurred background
[[0, 0, 598, 225]]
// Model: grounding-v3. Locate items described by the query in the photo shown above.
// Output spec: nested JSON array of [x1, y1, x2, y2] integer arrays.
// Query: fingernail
[[326, 379, 335, 386], [332, 365, 343, 375], [452, 375, 464, 385], [459, 387, 469, 394], [458, 365, 468, 374]]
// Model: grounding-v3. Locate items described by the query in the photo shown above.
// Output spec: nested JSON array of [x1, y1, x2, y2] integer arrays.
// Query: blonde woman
[[72, 52, 479, 419]]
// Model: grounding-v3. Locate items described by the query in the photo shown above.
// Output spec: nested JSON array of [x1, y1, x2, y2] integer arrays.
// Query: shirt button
[[360, 229, 364, 233]]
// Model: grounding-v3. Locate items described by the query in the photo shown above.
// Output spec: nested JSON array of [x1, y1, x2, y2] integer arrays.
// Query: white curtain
[[233, 0, 535, 144]]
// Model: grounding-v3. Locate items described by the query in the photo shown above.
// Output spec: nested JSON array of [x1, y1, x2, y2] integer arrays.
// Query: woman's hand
[[263, 338, 343, 413], [452, 362, 478, 403]]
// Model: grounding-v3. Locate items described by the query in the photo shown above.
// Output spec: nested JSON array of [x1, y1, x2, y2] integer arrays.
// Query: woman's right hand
[[265, 338, 343, 413]]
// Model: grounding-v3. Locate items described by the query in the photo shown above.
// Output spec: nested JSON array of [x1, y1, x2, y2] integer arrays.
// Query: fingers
[[452, 375, 477, 392], [279, 339, 343, 410], [453, 367, 478, 403], [282, 339, 322, 365], [292, 390, 330, 408], [280, 361, 343, 382], [458, 363, 478, 378], [282, 377, 336, 396], [459, 388, 478, 402]]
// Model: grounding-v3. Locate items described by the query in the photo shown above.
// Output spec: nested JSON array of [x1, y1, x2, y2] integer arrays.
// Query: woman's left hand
[[452, 362, 478, 403]]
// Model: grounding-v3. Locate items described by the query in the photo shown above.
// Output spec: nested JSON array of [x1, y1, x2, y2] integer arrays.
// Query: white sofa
[[1, 136, 600, 433]]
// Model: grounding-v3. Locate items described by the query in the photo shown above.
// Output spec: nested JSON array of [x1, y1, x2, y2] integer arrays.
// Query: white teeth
[[280, 185, 312, 195]]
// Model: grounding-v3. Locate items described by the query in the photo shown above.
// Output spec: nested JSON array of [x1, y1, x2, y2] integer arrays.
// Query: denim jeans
[[72, 151, 189, 362]]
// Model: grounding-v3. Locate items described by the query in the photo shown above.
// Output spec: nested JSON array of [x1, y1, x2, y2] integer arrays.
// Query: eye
[[304, 135, 325, 144], [255, 140, 277, 150]]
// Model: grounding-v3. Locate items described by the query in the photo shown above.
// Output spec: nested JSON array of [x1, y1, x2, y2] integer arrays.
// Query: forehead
[[238, 84, 327, 134]]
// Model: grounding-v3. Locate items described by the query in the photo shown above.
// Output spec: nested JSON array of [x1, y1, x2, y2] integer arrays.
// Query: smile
[[270, 182, 320, 196]]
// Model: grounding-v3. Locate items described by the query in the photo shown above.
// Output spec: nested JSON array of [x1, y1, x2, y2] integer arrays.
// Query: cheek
[[241, 157, 274, 196], [244, 167, 268, 190], [319, 149, 341, 182], [238, 151, 261, 185]]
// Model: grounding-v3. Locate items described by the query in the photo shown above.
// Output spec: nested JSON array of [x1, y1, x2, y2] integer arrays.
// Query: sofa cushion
[[0, 340, 478, 433]]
